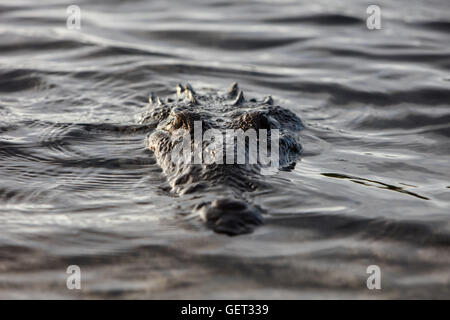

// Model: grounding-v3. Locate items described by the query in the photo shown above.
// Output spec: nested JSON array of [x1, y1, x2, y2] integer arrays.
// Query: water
[[0, 0, 449, 299]]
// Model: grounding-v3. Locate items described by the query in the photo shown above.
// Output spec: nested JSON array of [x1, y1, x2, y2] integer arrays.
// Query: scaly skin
[[139, 83, 303, 235]]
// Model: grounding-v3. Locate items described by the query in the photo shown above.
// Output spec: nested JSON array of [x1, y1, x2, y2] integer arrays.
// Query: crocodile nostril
[[212, 198, 248, 210]]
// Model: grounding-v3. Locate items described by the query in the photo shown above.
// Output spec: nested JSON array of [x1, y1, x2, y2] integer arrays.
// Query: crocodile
[[139, 82, 303, 235]]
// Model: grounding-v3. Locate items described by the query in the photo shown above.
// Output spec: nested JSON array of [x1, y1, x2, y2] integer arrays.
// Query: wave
[[253, 79, 450, 106], [264, 13, 363, 25]]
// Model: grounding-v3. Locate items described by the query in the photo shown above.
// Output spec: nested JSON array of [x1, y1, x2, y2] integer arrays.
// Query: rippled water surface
[[0, 0, 449, 299]]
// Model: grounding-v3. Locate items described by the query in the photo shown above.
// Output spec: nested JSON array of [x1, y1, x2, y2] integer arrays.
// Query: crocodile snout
[[195, 198, 264, 235]]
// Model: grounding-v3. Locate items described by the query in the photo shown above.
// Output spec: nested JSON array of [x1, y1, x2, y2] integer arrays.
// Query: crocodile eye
[[170, 107, 184, 116], [171, 114, 185, 130], [140, 105, 171, 125], [239, 112, 272, 131]]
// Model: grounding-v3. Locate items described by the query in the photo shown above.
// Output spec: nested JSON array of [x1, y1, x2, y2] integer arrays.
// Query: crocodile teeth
[[184, 83, 195, 94], [232, 90, 245, 106], [149, 92, 157, 104], [176, 83, 184, 96], [149, 92, 164, 105], [263, 96, 273, 105], [228, 82, 239, 98], [186, 89, 198, 105]]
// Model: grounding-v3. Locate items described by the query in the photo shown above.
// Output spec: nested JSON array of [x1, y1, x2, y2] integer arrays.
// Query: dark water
[[0, 0, 449, 299]]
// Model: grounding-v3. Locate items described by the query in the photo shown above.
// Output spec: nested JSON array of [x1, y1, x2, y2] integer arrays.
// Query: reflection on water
[[0, 0, 449, 299], [322, 173, 430, 200]]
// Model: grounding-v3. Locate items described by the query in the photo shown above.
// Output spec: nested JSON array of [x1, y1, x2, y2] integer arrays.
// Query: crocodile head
[[139, 82, 303, 235]]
